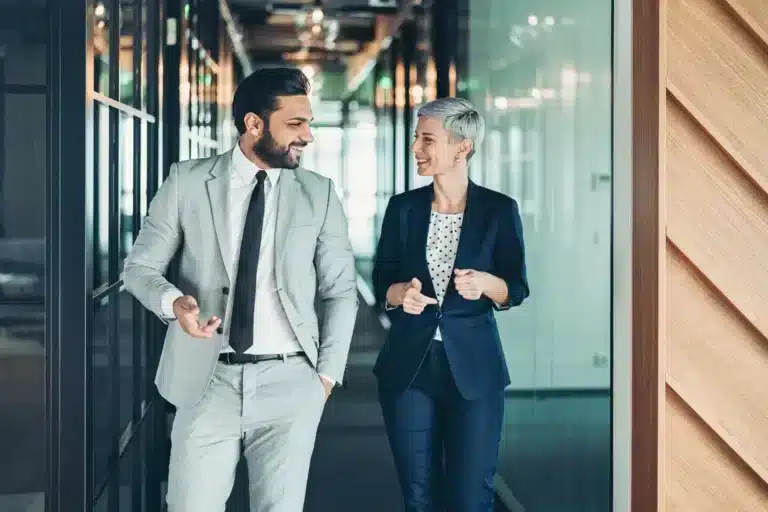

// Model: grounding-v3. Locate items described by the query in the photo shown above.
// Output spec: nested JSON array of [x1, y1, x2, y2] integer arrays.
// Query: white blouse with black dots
[[426, 210, 463, 341]]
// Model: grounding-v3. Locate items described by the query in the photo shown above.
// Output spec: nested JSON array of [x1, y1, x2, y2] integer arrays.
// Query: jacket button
[[436, 310, 443, 320], [216, 327, 223, 334], [222, 287, 229, 295]]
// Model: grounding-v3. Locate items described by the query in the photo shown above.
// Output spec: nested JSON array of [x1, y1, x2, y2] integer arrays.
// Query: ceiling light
[[528, 15, 538, 26], [311, 8, 324, 24]]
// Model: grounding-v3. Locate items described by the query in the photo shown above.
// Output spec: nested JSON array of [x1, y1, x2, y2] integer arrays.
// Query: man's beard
[[253, 129, 305, 169]]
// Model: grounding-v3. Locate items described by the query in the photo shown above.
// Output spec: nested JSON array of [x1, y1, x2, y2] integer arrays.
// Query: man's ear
[[243, 112, 265, 137]]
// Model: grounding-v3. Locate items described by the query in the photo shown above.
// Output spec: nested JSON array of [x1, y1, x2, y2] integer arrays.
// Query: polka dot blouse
[[426, 210, 463, 341]]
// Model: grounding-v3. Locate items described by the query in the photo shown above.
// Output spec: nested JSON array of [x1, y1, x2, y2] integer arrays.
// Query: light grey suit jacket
[[122, 150, 359, 409]]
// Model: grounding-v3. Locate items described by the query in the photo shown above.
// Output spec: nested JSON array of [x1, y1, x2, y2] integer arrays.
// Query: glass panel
[[92, 294, 114, 490], [119, 113, 135, 272], [119, 0, 136, 105], [0, 306, 45, 511], [119, 421, 148, 512], [467, 1, 613, 511], [140, 0, 149, 112], [0, 4, 47, 506], [93, 486, 109, 512], [118, 290, 135, 431], [93, 102, 110, 288], [93, 0, 110, 93], [345, 109, 377, 260]]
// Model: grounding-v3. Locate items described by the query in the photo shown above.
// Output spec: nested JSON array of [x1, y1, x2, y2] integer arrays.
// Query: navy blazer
[[372, 181, 529, 400]]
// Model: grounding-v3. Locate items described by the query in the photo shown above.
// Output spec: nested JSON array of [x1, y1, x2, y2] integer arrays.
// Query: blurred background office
[[1, 0, 611, 510]]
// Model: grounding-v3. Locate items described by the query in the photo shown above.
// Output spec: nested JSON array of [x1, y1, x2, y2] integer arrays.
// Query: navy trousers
[[378, 340, 505, 512]]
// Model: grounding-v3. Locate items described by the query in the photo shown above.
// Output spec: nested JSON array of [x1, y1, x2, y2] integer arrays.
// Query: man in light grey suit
[[123, 67, 358, 511]]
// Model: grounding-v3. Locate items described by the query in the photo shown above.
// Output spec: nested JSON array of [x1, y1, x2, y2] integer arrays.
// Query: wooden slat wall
[[664, 0, 768, 509]]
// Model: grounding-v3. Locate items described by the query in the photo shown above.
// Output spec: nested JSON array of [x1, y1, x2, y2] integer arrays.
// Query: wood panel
[[667, 244, 768, 482], [663, 0, 768, 508], [666, 388, 768, 511], [667, 0, 768, 193], [666, 98, 768, 338]]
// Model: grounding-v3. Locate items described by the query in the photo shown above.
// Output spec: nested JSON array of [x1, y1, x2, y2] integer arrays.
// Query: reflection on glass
[[119, 0, 135, 105], [0, 6, 48, 507], [344, 108, 377, 259], [117, 417, 147, 511], [118, 291, 135, 432], [467, 0, 613, 510], [94, 103, 111, 288], [0, 306, 45, 510], [179, 7, 221, 160], [92, 295, 113, 491], [119, 114, 135, 271], [140, 0, 149, 112], [93, 0, 109, 93]]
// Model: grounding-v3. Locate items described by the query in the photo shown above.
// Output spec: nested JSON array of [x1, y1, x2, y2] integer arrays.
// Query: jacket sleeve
[[372, 196, 403, 309], [121, 163, 184, 322], [314, 180, 359, 384], [492, 197, 529, 311]]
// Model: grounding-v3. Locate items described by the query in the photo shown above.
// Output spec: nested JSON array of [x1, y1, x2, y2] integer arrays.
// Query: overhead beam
[[219, 0, 254, 75], [341, 0, 422, 100]]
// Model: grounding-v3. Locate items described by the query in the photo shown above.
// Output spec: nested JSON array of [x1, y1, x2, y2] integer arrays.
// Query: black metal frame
[[47, 0, 168, 509], [47, 0, 91, 509]]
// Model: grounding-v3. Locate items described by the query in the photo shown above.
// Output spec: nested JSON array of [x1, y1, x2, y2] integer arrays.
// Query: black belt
[[217, 351, 305, 365]]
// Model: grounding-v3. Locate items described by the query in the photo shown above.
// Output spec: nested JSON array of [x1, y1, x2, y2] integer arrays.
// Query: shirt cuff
[[161, 290, 185, 319], [384, 300, 399, 311]]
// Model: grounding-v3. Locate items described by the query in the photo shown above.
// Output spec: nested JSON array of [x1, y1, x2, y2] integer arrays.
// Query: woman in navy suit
[[372, 97, 529, 511]]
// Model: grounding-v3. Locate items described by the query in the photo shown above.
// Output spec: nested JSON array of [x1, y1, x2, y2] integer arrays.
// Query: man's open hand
[[173, 295, 222, 338]]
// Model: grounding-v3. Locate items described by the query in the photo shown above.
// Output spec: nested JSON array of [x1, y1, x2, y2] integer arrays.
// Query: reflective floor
[[0, 283, 608, 512]]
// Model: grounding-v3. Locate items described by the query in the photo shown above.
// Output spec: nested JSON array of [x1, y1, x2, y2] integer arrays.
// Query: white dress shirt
[[161, 145, 334, 383]]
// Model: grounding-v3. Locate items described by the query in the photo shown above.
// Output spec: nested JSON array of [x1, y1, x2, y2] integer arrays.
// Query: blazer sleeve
[[122, 163, 185, 322], [313, 180, 359, 384], [372, 196, 402, 309], [492, 197, 530, 311]]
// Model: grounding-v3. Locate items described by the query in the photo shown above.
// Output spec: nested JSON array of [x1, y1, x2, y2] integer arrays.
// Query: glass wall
[[90, 0, 163, 508], [0, 2, 48, 510], [366, 1, 614, 509], [179, 0, 236, 160], [467, 1, 613, 510], [90, 0, 235, 508]]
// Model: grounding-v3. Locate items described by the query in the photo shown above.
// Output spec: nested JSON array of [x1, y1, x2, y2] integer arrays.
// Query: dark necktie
[[229, 170, 268, 353]]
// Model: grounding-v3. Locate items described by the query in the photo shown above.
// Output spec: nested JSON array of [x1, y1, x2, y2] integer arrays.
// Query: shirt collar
[[232, 142, 281, 186]]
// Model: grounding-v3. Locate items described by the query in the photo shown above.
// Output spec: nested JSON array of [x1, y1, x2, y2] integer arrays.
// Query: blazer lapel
[[410, 186, 437, 300], [274, 168, 300, 274], [446, 181, 486, 299], [205, 151, 233, 280]]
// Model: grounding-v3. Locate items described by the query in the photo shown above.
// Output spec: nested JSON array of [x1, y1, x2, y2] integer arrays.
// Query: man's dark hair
[[232, 67, 311, 135]]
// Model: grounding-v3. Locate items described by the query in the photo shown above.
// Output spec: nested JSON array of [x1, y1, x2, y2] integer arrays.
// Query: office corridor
[[304, 288, 402, 511]]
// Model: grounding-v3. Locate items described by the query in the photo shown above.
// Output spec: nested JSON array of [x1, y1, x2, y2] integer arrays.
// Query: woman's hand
[[387, 278, 438, 315], [454, 269, 509, 304], [453, 269, 486, 300]]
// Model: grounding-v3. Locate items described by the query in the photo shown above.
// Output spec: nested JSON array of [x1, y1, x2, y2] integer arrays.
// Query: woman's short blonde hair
[[417, 97, 485, 159]]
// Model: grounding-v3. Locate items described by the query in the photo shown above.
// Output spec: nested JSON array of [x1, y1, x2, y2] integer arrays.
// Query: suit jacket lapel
[[445, 181, 485, 300], [205, 151, 233, 280], [410, 186, 437, 300], [275, 168, 300, 275]]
